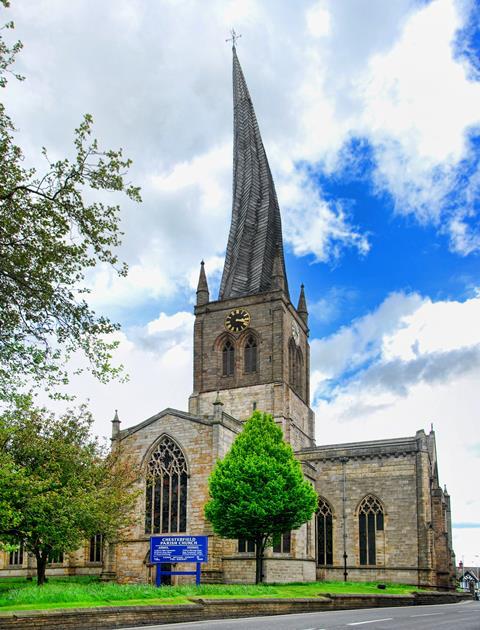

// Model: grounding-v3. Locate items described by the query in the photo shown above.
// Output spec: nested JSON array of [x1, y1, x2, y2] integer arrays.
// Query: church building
[[0, 45, 456, 589]]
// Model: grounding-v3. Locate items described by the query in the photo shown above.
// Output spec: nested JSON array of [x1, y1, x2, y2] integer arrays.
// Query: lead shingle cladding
[[219, 46, 289, 300]]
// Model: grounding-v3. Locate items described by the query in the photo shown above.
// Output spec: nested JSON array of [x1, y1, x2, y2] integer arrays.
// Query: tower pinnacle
[[297, 284, 308, 324], [219, 46, 289, 300], [196, 260, 209, 306]]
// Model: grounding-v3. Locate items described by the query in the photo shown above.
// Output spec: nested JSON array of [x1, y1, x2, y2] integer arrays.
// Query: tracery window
[[145, 436, 188, 534], [244, 335, 257, 374], [9, 543, 23, 566], [222, 340, 235, 376], [358, 495, 384, 565], [317, 497, 333, 566], [89, 534, 103, 563]]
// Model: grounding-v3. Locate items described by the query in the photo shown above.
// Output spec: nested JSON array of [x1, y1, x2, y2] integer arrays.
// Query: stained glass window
[[358, 495, 384, 565], [145, 437, 188, 534], [317, 498, 333, 565]]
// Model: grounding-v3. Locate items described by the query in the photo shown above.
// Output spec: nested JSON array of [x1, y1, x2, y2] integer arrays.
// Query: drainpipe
[[340, 457, 348, 582]]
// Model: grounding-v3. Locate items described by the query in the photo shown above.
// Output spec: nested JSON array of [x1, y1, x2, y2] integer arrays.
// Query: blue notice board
[[150, 535, 208, 564]]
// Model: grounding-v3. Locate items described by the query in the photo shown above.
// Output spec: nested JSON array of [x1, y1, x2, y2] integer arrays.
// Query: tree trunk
[[255, 537, 264, 584], [35, 551, 48, 586]]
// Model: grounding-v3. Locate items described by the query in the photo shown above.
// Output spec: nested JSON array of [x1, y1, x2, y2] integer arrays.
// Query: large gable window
[[145, 437, 188, 534], [358, 495, 384, 565]]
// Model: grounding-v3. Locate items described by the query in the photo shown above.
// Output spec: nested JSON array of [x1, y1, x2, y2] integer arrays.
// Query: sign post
[[150, 535, 208, 587]]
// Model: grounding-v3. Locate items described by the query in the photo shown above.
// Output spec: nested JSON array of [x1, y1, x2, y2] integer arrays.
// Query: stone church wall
[[309, 451, 422, 585], [112, 410, 232, 583]]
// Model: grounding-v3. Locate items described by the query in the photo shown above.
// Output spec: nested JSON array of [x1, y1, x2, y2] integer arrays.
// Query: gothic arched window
[[145, 437, 188, 534], [317, 497, 333, 565], [288, 339, 296, 388], [222, 340, 235, 376], [289, 340, 304, 398], [295, 347, 303, 396], [358, 495, 384, 565], [244, 335, 257, 374]]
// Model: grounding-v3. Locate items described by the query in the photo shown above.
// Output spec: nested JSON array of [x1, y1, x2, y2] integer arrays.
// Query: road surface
[[120, 601, 479, 630]]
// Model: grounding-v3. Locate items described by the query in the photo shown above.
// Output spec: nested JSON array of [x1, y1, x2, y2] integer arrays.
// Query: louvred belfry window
[[317, 497, 333, 566], [244, 335, 257, 373], [358, 495, 384, 565], [145, 437, 188, 534], [222, 340, 235, 376]]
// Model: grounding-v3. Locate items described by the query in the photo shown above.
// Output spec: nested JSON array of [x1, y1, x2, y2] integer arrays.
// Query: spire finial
[[226, 28, 242, 49]]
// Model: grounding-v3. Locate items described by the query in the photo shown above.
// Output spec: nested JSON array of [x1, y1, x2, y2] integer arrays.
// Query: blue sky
[[5, 0, 480, 564]]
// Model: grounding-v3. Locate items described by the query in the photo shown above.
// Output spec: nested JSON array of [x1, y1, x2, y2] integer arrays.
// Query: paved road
[[121, 601, 479, 630]]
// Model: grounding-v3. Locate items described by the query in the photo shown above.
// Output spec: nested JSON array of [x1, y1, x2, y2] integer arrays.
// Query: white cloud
[[46, 311, 195, 438], [311, 291, 424, 382], [306, 3, 331, 38], [280, 169, 370, 262]]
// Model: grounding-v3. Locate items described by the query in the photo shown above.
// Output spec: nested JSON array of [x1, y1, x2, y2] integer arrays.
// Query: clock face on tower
[[225, 308, 251, 333]]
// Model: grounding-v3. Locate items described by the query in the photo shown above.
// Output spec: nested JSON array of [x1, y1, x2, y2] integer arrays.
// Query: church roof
[[219, 45, 289, 300]]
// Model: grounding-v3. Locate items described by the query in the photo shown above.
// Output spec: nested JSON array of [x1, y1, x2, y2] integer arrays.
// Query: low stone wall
[[0, 591, 472, 629]]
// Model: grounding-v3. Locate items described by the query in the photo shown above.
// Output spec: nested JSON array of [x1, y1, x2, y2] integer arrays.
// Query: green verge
[[0, 577, 423, 613]]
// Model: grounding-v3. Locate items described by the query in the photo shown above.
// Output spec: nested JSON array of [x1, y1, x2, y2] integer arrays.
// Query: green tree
[[0, 1, 141, 401], [205, 411, 317, 583], [0, 398, 138, 585]]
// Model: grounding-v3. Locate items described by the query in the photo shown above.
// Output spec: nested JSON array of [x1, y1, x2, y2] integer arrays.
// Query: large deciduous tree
[[0, 397, 138, 585], [205, 411, 317, 583], [0, 1, 141, 400]]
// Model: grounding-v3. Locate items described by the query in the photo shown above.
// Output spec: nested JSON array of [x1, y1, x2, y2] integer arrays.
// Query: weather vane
[[226, 28, 242, 48]]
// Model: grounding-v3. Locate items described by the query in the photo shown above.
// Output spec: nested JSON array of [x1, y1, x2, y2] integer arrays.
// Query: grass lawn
[[0, 576, 422, 613]]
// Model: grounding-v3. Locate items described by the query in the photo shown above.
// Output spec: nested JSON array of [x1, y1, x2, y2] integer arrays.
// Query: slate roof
[[219, 46, 289, 300]]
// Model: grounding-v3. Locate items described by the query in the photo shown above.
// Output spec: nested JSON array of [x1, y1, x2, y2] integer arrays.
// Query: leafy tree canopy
[[0, 396, 138, 584], [205, 411, 317, 583], [0, 1, 141, 401]]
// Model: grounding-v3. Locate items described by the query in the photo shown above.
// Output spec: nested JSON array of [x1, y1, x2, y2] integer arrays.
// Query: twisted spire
[[219, 46, 289, 300]]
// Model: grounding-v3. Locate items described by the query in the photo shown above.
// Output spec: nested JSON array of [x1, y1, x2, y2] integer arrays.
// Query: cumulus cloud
[[310, 291, 424, 383], [311, 290, 480, 399]]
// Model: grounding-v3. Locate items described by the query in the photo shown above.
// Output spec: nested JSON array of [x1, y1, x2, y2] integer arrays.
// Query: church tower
[[189, 44, 314, 450]]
